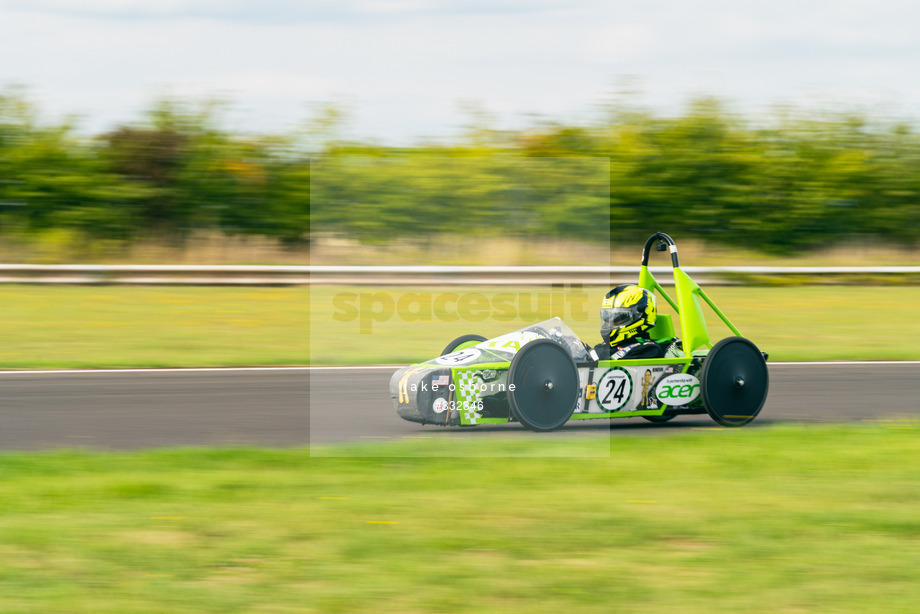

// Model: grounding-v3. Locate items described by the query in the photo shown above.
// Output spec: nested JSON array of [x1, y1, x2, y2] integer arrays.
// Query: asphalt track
[[1, 363, 918, 450]]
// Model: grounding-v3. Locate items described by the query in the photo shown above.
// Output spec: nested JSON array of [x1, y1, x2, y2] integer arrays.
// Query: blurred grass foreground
[[0, 424, 918, 612]]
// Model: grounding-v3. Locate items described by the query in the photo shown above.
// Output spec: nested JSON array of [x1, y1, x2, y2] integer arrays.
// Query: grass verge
[[1, 423, 918, 612], [310, 285, 920, 364], [0, 286, 308, 369], [0, 284, 918, 369]]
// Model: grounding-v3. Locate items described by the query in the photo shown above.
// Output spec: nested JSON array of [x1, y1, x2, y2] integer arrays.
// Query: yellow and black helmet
[[600, 284, 657, 347]]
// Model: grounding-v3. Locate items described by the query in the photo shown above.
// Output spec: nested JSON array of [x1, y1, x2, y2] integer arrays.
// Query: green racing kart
[[389, 232, 769, 431]]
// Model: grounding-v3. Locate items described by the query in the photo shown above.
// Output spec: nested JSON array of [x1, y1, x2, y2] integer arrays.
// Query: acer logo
[[655, 374, 701, 404]]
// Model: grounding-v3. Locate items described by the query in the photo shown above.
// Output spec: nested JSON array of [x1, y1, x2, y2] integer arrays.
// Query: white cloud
[[177, 71, 340, 99], [2, 0, 920, 142], [585, 24, 661, 64]]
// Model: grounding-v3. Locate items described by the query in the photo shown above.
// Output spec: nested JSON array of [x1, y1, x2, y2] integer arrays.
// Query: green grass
[[0, 284, 917, 369], [1, 424, 918, 612], [310, 285, 920, 364], [0, 286, 308, 369]]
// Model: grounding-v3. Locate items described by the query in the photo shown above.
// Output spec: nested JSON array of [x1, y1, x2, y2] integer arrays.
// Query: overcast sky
[[1, 0, 918, 142]]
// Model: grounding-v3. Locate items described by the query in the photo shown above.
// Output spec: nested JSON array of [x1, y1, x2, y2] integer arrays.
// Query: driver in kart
[[591, 284, 683, 360]]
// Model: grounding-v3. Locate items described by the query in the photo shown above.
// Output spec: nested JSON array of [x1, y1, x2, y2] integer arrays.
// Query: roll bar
[[637, 232, 742, 352], [641, 232, 679, 268]]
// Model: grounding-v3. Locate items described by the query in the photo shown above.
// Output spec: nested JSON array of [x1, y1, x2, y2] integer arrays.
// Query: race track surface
[[1, 363, 918, 450]]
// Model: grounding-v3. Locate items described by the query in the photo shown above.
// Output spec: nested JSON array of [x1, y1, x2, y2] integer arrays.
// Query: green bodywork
[[638, 262, 743, 353], [452, 339, 484, 352]]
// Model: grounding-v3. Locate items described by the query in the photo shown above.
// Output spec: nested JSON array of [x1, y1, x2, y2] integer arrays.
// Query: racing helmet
[[600, 284, 657, 347]]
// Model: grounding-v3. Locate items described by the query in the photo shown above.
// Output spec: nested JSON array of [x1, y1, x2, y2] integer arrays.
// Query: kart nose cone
[[390, 365, 452, 425]]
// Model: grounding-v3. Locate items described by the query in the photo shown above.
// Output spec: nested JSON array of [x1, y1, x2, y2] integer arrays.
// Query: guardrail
[[1, 264, 919, 285]]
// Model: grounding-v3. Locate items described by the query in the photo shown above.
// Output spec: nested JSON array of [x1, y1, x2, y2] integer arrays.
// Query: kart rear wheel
[[700, 337, 769, 427], [441, 334, 487, 356], [507, 339, 579, 432]]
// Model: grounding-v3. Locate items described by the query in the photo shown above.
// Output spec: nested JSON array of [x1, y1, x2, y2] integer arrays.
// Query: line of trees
[[2, 88, 919, 256]]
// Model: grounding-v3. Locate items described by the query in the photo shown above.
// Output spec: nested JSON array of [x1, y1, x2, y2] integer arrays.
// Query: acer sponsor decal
[[655, 373, 701, 405]]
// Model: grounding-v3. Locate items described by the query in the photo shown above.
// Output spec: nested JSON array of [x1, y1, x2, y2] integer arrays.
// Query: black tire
[[441, 334, 487, 356], [642, 414, 676, 424], [700, 337, 769, 427], [507, 339, 579, 432]]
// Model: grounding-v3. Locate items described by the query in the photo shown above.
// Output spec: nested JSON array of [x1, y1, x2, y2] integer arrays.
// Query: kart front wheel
[[507, 339, 579, 432], [441, 334, 487, 356], [700, 337, 769, 427]]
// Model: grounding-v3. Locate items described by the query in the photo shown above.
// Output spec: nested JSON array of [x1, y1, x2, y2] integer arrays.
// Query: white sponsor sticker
[[596, 367, 632, 411], [655, 373, 701, 405], [432, 397, 449, 413], [434, 348, 481, 366]]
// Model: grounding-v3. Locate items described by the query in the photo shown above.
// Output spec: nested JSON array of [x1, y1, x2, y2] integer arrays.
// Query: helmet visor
[[600, 306, 639, 336]]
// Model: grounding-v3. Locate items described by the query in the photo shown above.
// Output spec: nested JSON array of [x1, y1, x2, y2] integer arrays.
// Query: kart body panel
[[390, 318, 706, 427]]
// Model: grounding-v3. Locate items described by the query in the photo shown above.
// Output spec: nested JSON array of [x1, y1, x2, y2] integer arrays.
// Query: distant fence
[[1, 264, 919, 285]]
